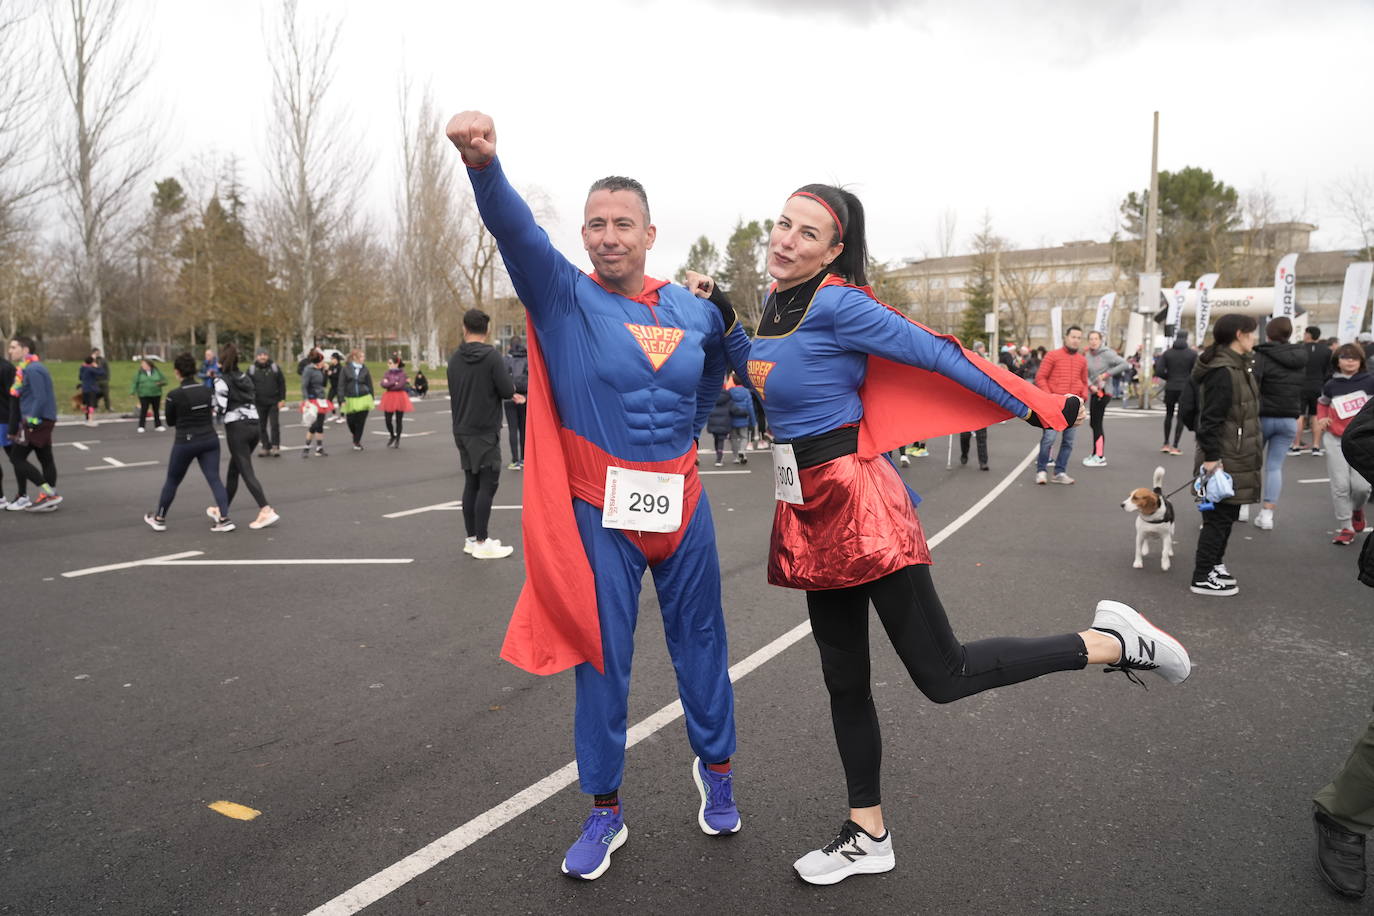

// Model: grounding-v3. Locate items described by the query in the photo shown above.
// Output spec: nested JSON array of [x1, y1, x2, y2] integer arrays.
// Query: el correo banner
[[1194, 273, 1220, 343], [1093, 292, 1115, 334], [1271, 253, 1298, 319], [1166, 281, 1189, 329], [1336, 262, 1374, 344], [1050, 306, 1063, 344]]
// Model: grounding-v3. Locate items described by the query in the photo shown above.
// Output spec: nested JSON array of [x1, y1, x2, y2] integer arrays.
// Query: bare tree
[[264, 0, 361, 355], [0, 233, 54, 341], [48, 0, 157, 352], [395, 82, 460, 367], [1330, 171, 1374, 259], [0, 0, 47, 245], [934, 208, 958, 258]]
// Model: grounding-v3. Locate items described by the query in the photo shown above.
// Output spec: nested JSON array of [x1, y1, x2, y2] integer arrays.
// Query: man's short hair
[[587, 176, 650, 223], [1305, 326, 1322, 340], [1065, 325, 1082, 336], [11, 335, 36, 355], [463, 308, 490, 335]]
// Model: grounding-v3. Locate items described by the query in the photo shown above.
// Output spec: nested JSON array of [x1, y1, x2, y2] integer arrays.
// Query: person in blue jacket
[[78, 356, 106, 426], [447, 110, 751, 882], [6, 336, 62, 511]]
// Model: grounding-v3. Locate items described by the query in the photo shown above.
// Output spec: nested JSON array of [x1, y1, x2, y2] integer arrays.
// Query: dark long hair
[[1202, 313, 1257, 362], [791, 183, 869, 287], [219, 342, 240, 374]]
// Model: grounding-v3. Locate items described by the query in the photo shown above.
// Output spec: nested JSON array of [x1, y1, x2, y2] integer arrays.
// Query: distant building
[[886, 222, 1365, 348]]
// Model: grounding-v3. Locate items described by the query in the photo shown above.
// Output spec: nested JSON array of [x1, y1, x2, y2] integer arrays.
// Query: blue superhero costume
[[467, 156, 749, 794]]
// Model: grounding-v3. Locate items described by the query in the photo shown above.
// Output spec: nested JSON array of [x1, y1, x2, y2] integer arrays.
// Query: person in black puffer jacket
[[705, 383, 733, 467], [1250, 317, 1307, 529], [1154, 331, 1197, 454]]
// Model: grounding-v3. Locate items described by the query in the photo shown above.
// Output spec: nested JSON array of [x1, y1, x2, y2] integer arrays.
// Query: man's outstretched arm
[[446, 111, 577, 322]]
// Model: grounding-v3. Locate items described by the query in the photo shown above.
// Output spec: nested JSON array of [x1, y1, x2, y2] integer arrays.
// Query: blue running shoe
[[560, 806, 627, 880], [692, 757, 741, 835]]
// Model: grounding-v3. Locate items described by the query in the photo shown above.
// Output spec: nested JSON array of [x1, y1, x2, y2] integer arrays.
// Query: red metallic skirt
[[767, 453, 931, 590]]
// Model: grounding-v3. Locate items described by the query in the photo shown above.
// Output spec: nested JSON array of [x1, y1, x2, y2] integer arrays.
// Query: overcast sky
[[132, 0, 1374, 281]]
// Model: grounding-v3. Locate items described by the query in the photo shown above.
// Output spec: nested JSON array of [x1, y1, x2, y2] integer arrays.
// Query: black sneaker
[[1315, 809, 1366, 898], [1211, 564, 1237, 586], [1190, 572, 1238, 596]]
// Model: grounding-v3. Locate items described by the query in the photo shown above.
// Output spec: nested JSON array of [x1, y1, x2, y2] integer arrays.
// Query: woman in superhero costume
[[689, 184, 1193, 886]]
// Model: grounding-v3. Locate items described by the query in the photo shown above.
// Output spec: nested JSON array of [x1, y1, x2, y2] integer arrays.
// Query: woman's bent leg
[[870, 566, 1087, 705], [193, 439, 230, 517], [227, 421, 267, 508], [156, 441, 197, 516]]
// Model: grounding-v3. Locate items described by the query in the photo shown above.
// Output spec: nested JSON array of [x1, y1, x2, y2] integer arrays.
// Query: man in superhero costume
[[446, 111, 751, 881]]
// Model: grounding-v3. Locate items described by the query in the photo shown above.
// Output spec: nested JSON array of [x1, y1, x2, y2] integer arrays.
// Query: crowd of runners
[[2, 108, 1371, 901]]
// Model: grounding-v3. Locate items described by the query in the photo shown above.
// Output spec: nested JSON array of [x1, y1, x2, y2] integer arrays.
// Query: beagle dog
[[1121, 466, 1175, 570]]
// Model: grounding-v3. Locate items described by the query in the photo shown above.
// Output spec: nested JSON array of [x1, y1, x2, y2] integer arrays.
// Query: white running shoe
[[143, 513, 166, 532], [1052, 472, 1075, 485], [7, 495, 32, 511], [0, 497, 6, 509], [472, 538, 514, 559], [898, 455, 910, 467], [1035, 470, 1048, 485], [1091, 599, 1191, 685], [1081, 455, 1107, 467], [249, 510, 280, 530], [463, 536, 477, 555], [1237, 504, 1250, 523], [793, 820, 895, 886], [1253, 508, 1273, 530]]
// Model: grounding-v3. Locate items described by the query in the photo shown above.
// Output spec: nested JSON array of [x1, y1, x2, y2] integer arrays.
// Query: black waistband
[[780, 425, 859, 469]]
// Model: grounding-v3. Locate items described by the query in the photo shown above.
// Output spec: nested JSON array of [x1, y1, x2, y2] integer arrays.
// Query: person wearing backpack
[[248, 348, 287, 456], [212, 344, 278, 529], [503, 336, 529, 470]]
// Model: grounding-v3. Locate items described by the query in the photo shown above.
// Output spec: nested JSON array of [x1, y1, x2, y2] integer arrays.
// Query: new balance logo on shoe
[[839, 846, 867, 863], [1138, 637, 1156, 662]]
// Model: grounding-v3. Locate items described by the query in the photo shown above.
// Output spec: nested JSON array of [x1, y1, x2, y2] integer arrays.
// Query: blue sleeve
[[722, 322, 753, 382], [831, 290, 1029, 418], [694, 310, 729, 435], [467, 157, 580, 323]]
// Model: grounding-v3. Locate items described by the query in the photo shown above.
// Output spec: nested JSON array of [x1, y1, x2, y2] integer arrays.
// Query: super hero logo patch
[[624, 324, 685, 371], [747, 359, 776, 400]]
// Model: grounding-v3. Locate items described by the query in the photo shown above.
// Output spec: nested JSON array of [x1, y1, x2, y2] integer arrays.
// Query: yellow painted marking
[[208, 801, 261, 821]]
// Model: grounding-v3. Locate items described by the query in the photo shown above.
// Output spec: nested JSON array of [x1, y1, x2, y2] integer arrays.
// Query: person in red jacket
[[1033, 326, 1090, 484]]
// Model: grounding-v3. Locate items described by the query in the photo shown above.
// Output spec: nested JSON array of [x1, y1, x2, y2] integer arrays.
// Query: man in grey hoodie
[[1082, 330, 1129, 467], [447, 309, 525, 559]]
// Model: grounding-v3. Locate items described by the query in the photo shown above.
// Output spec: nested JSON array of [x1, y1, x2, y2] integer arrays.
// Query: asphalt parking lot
[[2, 398, 1370, 914]]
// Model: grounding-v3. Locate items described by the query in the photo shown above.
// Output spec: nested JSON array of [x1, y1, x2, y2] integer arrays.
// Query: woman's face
[[768, 196, 843, 290], [1338, 354, 1362, 375], [1235, 328, 1257, 353]]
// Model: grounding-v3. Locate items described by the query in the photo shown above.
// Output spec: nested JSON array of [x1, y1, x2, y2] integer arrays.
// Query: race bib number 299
[[602, 466, 684, 533]]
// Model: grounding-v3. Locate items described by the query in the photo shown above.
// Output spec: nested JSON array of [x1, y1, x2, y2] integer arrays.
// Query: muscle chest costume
[[467, 157, 750, 793], [747, 275, 1070, 589]]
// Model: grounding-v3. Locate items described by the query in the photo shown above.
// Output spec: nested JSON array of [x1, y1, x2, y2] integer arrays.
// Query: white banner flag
[[1166, 281, 1189, 330], [1093, 292, 1116, 334], [1194, 273, 1220, 343], [1337, 262, 1374, 344], [1271, 253, 1298, 319], [1050, 306, 1063, 344]]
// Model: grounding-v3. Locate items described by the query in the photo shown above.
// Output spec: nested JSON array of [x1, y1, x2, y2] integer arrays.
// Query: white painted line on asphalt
[[370, 430, 434, 438], [53, 440, 100, 449], [383, 501, 522, 519], [62, 553, 412, 578], [62, 551, 205, 578], [302, 444, 1038, 916], [85, 457, 159, 471], [1299, 478, 1331, 484]]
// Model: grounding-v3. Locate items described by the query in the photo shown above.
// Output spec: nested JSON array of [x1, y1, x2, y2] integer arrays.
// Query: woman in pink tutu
[[379, 354, 415, 448]]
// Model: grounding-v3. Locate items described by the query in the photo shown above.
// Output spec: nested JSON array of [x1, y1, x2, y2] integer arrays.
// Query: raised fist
[[445, 111, 497, 167]]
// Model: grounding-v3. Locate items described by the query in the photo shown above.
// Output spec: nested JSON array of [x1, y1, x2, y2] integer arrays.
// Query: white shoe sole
[[795, 852, 896, 885], [560, 824, 627, 880], [1094, 599, 1191, 684], [692, 757, 740, 836], [249, 513, 280, 530], [1190, 583, 1238, 597]]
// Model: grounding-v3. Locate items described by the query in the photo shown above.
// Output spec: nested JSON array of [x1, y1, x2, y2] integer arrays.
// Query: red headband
[[790, 191, 844, 240]]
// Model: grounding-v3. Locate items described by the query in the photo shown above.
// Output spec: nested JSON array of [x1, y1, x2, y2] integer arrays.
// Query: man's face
[[256, 353, 269, 365], [582, 189, 655, 288], [205, 350, 214, 360], [7, 339, 25, 361], [1064, 329, 1083, 350]]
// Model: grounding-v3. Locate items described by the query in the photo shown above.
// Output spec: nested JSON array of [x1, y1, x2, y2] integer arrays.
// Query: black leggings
[[1162, 390, 1183, 446], [462, 467, 501, 541], [346, 410, 369, 445], [806, 564, 1087, 808], [1089, 391, 1111, 457], [504, 400, 526, 463], [1, 443, 13, 496], [385, 411, 404, 439], [1192, 501, 1240, 581], [157, 435, 229, 519], [224, 421, 268, 509], [138, 396, 162, 428], [10, 442, 56, 490]]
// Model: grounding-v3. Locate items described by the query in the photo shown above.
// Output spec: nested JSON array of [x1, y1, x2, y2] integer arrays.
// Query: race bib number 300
[[772, 443, 803, 505], [602, 466, 685, 533], [1332, 390, 1369, 421]]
